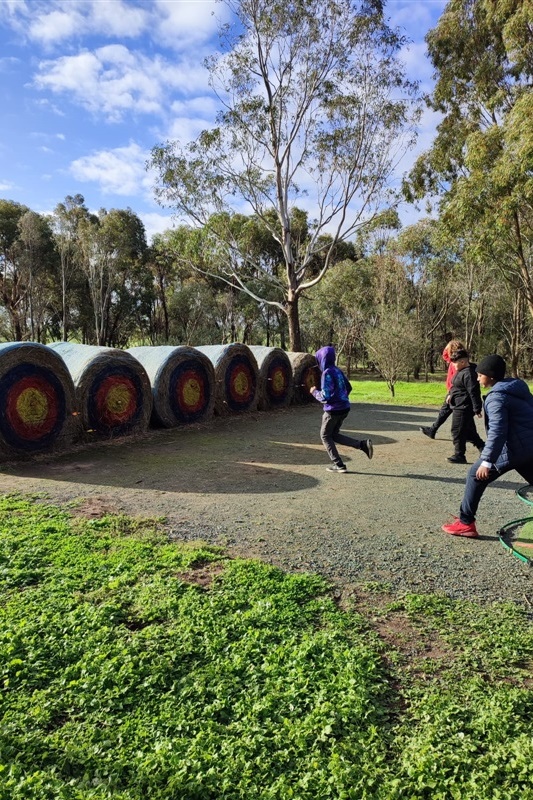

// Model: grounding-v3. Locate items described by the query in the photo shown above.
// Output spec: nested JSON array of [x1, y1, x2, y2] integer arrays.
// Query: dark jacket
[[449, 363, 482, 414], [311, 346, 351, 413], [481, 378, 533, 470]]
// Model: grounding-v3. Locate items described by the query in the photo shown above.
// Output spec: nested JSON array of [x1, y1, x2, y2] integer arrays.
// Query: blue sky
[[0, 0, 447, 243]]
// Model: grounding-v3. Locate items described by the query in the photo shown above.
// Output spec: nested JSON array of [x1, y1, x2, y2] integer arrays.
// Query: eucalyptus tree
[[406, 0, 533, 339], [78, 208, 149, 346], [0, 199, 30, 340], [51, 194, 93, 341], [151, 0, 419, 351], [17, 210, 58, 342]]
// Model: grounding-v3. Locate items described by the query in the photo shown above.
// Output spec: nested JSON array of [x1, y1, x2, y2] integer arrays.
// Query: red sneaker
[[441, 519, 479, 538]]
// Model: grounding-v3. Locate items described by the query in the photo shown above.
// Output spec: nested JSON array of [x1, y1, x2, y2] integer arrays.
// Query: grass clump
[[1, 495, 533, 799]]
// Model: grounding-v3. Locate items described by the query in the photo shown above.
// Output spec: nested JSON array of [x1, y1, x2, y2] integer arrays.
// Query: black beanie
[[476, 354, 506, 381]]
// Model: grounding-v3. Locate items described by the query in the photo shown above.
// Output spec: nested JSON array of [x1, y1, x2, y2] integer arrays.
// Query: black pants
[[460, 458, 533, 523], [431, 398, 452, 433], [451, 409, 484, 457], [320, 409, 362, 467]]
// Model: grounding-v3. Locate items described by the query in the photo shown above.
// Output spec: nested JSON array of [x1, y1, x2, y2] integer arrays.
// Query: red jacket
[[443, 348, 457, 391]]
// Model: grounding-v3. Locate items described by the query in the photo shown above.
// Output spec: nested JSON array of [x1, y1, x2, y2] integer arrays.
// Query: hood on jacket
[[315, 346, 336, 372], [488, 378, 533, 403]]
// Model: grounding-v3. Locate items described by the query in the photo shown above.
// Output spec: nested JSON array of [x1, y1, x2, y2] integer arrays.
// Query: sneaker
[[447, 454, 467, 464], [360, 439, 373, 460], [420, 426, 436, 439], [326, 464, 347, 473], [441, 519, 479, 538]]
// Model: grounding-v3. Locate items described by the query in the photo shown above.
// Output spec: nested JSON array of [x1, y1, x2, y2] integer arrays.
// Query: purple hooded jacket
[[311, 346, 352, 412]]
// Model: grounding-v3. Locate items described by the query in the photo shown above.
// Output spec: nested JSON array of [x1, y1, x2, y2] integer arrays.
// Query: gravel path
[[2, 402, 532, 607]]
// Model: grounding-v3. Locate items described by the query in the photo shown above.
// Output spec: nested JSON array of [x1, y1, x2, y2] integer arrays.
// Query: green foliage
[[1, 496, 533, 799]]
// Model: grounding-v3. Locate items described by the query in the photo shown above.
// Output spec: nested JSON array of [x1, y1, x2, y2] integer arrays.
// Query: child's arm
[[466, 370, 482, 415], [310, 371, 333, 403]]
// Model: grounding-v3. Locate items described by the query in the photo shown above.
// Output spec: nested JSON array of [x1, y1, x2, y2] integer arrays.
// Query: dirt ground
[[2, 402, 533, 605]]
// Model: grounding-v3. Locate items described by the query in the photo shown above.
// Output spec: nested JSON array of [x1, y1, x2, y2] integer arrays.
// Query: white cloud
[[0, 180, 15, 191], [153, 0, 228, 48], [15, 1, 149, 46], [140, 211, 175, 242], [34, 45, 211, 122], [69, 141, 153, 196]]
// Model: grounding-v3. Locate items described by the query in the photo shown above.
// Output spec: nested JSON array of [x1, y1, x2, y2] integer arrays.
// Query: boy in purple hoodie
[[310, 345, 373, 472]]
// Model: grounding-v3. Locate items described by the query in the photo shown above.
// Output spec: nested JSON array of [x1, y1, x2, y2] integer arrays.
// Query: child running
[[443, 354, 533, 537], [310, 345, 373, 473]]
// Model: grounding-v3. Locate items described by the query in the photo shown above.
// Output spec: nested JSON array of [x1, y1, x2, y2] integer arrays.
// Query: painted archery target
[[47, 342, 152, 438], [170, 360, 212, 422], [247, 346, 293, 410], [0, 342, 77, 455], [287, 351, 319, 404], [226, 355, 257, 411], [89, 367, 143, 433], [126, 345, 215, 427], [196, 344, 259, 414]]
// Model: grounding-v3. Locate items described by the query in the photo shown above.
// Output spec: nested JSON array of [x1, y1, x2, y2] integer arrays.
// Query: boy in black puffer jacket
[[446, 349, 485, 464]]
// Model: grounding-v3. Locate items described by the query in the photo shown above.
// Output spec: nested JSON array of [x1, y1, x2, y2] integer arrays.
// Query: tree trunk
[[286, 297, 302, 352]]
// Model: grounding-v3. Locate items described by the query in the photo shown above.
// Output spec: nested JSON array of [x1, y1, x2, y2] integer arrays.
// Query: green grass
[[348, 376, 533, 406], [1, 495, 533, 799], [348, 379, 446, 406]]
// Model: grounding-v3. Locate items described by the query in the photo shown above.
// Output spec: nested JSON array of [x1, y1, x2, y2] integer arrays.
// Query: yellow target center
[[233, 371, 249, 397], [182, 377, 201, 407], [272, 370, 285, 392], [105, 384, 131, 414], [16, 388, 49, 426]]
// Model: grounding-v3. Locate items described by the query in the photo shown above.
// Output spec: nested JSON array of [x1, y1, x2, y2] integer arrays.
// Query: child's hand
[[309, 386, 316, 393]]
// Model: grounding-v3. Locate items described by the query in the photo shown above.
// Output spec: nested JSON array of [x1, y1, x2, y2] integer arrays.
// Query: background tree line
[[0, 0, 531, 382]]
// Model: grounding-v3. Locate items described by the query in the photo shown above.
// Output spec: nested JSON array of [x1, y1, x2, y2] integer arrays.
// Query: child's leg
[[464, 415, 485, 450], [320, 411, 346, 467], [331, 409, 362, 449], [450, 410, 467, 457]]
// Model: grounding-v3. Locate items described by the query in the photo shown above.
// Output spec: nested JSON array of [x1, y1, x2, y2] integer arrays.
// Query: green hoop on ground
[[516, 484, 533, 507], [498, 513, 533, 566]]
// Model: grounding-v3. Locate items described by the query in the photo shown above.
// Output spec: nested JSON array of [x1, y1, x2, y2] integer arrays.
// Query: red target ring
[[175, 368, 206, 415], [269, 365, 288, 399], [228, 361, 254, 408], [94, 375, 138, 427], [6, 374, 59, 441]]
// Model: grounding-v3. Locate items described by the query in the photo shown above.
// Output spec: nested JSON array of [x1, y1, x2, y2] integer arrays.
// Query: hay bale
[[48, 342, 152, 438], [287, 351, 319, 404], [247, 346, 294, 411], [196, 344, 259, 414], [0, 341, 78, 457], [126, 345, 216, 427]]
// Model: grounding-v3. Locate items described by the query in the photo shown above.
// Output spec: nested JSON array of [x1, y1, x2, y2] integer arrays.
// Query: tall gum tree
[[150, 0, 419, 351], [405, 0, 533, 367]]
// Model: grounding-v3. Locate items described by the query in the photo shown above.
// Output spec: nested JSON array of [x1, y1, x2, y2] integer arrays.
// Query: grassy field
[[1, 495, 533, 799], [349, 378, 445, 406], [348, 376, 533, 406]]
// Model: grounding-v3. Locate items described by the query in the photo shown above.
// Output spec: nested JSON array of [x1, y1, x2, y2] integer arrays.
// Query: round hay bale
[[126, 345, 216, 427], [0, 341, 78, 456], [287, 351, 319, 404], [196, 344, 259, 414], [48, 342, 152, 438], [247, 346, 294, 411]]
